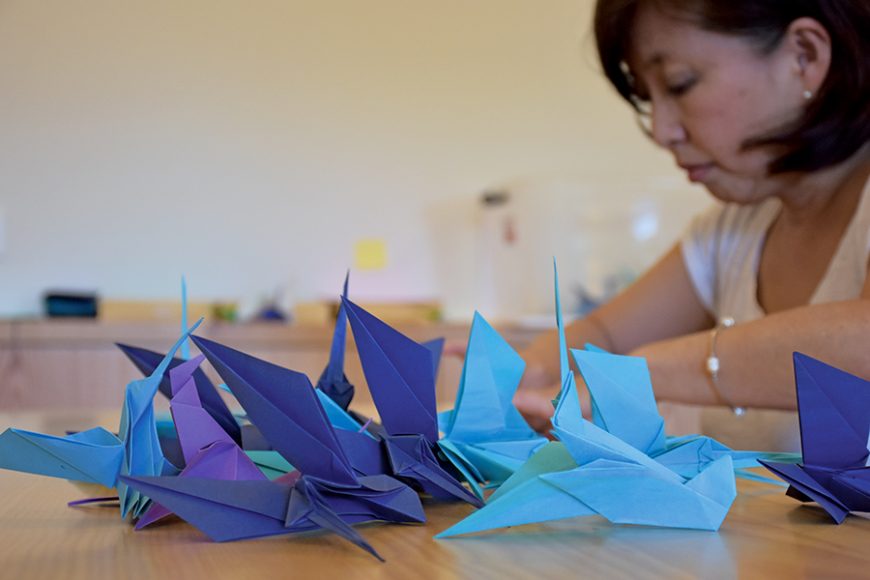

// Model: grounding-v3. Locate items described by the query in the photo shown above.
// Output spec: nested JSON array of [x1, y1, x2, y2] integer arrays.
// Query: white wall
[[0, 0, 709, 320]]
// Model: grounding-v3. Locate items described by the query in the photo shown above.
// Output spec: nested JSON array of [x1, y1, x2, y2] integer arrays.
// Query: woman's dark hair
[[594, 0, 870, 174]]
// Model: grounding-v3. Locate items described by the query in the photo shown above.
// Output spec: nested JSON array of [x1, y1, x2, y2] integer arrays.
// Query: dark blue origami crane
[[342, 296, 483, 507], [315, 272, 356, 411], [760, 353, 870, 523]]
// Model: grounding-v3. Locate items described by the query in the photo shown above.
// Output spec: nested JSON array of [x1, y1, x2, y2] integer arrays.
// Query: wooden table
[[1, 411, 869, 579]]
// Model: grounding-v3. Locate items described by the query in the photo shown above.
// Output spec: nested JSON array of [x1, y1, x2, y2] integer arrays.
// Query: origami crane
[[760, 353, 870, 523], [316, 272, 356, 411], [134, 355, 269, 529], [437, 311, 547, 496], [437, 263, 737, 538], [315, 273, 445, 440], [342, 296, 484, 507], [575, 344, 799, 480], [0, 320, 203, 518], [123, 334, 426, 559], [116, 342, 241, 445]]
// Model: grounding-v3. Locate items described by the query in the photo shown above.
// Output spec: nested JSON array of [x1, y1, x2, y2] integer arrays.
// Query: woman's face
[[627, 5, 809, 203]]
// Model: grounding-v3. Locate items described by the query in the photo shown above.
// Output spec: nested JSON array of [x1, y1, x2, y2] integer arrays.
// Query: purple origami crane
[[760, 352, 870, 523], [134, 355, 267, 530]]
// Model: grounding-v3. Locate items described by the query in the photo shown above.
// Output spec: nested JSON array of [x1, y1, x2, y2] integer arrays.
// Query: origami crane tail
[[287, 478, 384, 562], [436, 475, 594, 538], [385, 437, 484, 507]]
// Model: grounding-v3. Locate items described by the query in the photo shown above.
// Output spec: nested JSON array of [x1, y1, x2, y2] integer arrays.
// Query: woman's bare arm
[[519, 243, 713, 389], [635, 295, 870, 410]]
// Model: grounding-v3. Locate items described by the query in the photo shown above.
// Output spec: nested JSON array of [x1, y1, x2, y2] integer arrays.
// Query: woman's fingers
[[514, 389, 559, 433]]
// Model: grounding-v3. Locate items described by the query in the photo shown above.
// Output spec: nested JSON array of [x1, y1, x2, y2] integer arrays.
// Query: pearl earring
[[803, 89, 813, 100]]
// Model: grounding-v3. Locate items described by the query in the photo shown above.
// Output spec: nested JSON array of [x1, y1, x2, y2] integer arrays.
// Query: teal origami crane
[[437, 311, 547, 495], [437, 263, 737, 538], [0, 319, 203, 518]]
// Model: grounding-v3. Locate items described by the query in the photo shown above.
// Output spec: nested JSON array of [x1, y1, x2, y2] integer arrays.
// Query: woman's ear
[[783, 17, 832, 97]]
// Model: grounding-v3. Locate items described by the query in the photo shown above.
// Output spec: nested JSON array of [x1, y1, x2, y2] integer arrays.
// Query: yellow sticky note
[[354, 239, 388, 271]]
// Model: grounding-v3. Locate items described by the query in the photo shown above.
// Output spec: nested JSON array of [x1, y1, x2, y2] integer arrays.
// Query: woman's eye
[[666, 76, 697, 96]]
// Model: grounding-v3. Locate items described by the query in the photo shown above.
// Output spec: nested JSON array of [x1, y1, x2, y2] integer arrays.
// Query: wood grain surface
[[1, 411, 868, 579]]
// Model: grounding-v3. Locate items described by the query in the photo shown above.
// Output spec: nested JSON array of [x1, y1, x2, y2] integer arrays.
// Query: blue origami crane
[[0, 319, 204, 518], [342, 296, 483, 507], [437, 263, 737, 538], [437, 311, 547, 496], [124, 334, 426, 560], [760, 353, 870, 523]]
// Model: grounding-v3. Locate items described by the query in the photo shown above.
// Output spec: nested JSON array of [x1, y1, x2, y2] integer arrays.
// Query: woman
[[513, 0, 870, 451]]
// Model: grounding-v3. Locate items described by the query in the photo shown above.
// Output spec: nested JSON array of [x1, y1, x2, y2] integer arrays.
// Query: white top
[[678, 177, 870, 451]]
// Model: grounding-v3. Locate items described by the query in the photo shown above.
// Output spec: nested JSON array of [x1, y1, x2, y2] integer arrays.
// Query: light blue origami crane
[[437, 311, 547, 497], [575, 345, 799, 481], [0, 319, 203, 518], [437, 263, 737, 538]]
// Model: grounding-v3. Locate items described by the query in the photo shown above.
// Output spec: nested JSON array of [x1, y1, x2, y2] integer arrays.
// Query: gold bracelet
[[705, 316, 746, 416]]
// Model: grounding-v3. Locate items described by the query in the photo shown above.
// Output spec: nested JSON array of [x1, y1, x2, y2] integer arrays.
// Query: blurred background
[[0, 0, 711, 324]]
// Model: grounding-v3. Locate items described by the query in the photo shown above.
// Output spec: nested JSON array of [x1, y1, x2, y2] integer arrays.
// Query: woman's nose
[[649, 100, 687, 149]]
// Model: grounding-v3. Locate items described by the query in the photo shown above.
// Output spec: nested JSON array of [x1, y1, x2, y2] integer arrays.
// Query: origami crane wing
[[116, 342, 241, 444], [0, 427, 123, 488], [443, 312, 535, 441], [791, 352, 870, 469], [191, 335, 358, 486], [168, 355, 236, 465], [422, 337, 445, 384], [316, 273, 355, 410], [342, 297, 438, 443], [571, 348, 666, 455]]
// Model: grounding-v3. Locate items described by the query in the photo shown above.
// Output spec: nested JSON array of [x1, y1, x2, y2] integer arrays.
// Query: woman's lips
[[683, 163, 715, 183]]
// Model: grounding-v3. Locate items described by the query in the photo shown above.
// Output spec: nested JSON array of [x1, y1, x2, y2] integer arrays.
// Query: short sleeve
[[679, 204, 727, 315]]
